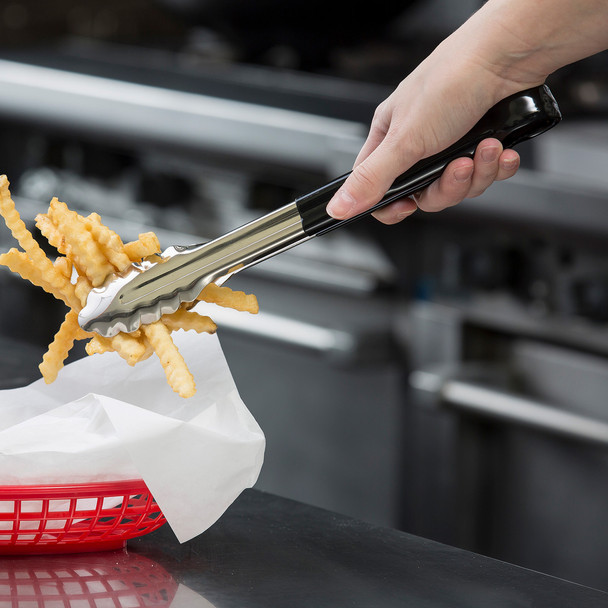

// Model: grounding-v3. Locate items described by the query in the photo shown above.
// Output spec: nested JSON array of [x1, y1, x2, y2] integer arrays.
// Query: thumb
[[326, 140, 413, 220]]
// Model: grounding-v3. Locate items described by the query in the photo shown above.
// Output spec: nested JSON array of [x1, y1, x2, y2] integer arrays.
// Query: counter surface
[[133, 490, 608, 607], [4, 489, 599, 607]]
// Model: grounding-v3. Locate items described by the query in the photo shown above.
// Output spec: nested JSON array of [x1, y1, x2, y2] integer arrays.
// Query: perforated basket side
[[0, 480, 166, 554]]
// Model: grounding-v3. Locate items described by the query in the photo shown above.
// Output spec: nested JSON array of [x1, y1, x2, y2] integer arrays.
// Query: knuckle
[[467, 185, 487, 199], [389, 129, 428, 167], [421, 200, 449, 213], [371, 101, 392, 130], [478, 164, 500, 182], [352, 162, 382, 195], [416, 192, 443, 213], [419, 190, 461, 212], [372, 102, 387, 123]]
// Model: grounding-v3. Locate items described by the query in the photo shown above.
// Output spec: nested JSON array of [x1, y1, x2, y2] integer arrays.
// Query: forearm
[[461, 0, 608, 99]]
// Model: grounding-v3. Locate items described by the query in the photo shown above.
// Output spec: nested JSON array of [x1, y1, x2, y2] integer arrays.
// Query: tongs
[[79, 85, 561, 337]]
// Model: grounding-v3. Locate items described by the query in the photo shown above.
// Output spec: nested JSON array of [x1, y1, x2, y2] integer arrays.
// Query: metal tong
[[78, 85, 561, 337]]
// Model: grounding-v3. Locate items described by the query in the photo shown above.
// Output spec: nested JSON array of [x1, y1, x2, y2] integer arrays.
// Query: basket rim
[[0, 479, 149, 498]]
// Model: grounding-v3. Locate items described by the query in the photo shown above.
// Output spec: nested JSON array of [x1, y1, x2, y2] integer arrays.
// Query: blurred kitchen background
[[0, 0, 607, 591]]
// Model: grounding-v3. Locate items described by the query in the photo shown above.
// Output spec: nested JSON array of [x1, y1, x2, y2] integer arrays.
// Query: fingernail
[[454, 166, 474, 182], [481, 146, 500, 162], [503, 157, 519, 169], [327, 189, 356, 218]]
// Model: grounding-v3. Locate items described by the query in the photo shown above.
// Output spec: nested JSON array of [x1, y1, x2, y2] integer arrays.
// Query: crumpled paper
[[0, 330, 265, 543]]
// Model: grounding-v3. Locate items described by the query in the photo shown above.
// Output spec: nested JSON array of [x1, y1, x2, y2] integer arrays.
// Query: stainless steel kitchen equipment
[[405, 300, 608, 590], [398, 170, 608, 591]]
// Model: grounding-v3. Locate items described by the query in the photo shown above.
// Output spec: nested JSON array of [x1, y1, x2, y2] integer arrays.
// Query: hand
[[371, 137, 520, 225], [324, 0, 539, 226], [326, 67, 521, 225], [326, 0, 608, 226]]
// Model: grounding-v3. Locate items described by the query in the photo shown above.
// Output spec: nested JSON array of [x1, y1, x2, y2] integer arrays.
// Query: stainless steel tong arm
[[78, 202, 308, 336]]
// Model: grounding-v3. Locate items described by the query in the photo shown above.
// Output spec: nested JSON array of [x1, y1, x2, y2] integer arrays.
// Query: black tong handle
[[295, 84, 561, 237]]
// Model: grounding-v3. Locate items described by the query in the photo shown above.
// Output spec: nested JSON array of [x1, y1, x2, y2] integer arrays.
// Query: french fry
[[0, 177, 54, 271], [53, 256, 73, 280], [111, 333, 149, 366], [0, 179, 78, 309], [48, 198, 114, 287], [35, 213, 70, 256], [85, 212, 131, 273], [89, 333, 148, 367], [0, 174, 259, 397], [143, 322, 196, 398], [0, 248, 80, 310], [74, 275, 92, 309], [124, 232, 161, 262], [197, 283, 259, 314], [39, 311, 84, 383], [85, 335, 108, 357], [162, 309, 217, 334], [136, 340, 155, 363]]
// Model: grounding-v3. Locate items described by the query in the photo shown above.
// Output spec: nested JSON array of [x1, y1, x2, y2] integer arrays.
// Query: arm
[[327, 0, 608, 224]]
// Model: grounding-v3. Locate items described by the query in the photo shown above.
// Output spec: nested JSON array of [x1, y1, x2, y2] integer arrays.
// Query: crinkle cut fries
[[0, 175, 258, 398]]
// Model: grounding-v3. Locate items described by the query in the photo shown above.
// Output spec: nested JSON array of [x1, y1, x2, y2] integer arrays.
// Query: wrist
[[450, 6, 549, 103], [460, 0, 608, 100]]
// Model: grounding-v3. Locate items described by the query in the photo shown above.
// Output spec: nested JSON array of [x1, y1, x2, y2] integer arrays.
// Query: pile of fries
[[0, 175, 258, 398]]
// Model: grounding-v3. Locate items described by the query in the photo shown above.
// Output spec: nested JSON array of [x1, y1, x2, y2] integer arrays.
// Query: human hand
[[324, 3, 537, 226], [371, 137, 520, 225], [325, 0, 608, 226], [326, 73, 521, 225]]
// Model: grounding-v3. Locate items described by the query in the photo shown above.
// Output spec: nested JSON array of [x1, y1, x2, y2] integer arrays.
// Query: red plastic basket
[[0, 480, 166, 554]]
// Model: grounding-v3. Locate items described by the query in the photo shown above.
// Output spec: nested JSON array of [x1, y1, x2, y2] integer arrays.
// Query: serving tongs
[[79, 85, 561, 337]]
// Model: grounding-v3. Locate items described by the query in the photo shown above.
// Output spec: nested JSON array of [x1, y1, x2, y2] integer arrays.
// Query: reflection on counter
[[0, 549, 216, 608]]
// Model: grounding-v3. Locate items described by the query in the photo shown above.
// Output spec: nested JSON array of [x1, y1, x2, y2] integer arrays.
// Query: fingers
[[495, 148, 520, 181], [416, 157, 475, 213], [467, 139, 520, 196], [417, 139, 520, 213], [326, 138, 414, 220], [326, 97, 422, 221], [371, 197, 417, 225], [328, 136, 520, 225], [327, 104, 394, 222], [364, 154, 477, 225], [353, 102, 391, 167], [363, 139, 520, 225]]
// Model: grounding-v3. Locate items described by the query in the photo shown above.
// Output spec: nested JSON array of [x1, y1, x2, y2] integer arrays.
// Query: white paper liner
[[0, 331, 265, 543]]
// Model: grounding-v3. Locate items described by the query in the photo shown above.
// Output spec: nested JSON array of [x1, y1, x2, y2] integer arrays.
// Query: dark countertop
[[2, 489, 606, 607]]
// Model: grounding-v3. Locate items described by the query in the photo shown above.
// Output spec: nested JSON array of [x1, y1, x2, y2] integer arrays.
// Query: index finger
[[326, 137, 418, 220]]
